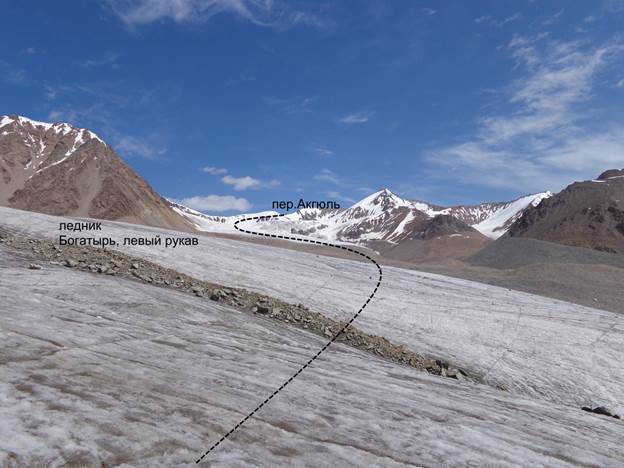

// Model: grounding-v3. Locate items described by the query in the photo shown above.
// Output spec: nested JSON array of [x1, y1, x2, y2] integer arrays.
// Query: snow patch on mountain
[[474, 192, 552, 239], [0, 115, 105, 146]]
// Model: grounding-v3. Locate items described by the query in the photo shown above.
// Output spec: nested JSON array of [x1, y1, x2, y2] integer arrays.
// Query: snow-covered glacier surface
[[1, 207, 623, 466], [2, 246, 624, 467]]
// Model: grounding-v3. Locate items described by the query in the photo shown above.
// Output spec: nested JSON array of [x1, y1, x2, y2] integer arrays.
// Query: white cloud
[[222, 175, 261, 190], [422, 8, 437, 16], [338, 111, 373, 124], [174, 194, 251, 212], [427, 36, 624, 192], [221, 174, 280, 190], [474, 16, 490, 24], [617, 79, 624, 88], [316, 147, 334, 156], [202, 166, 228, 175], [105, 0, 324, 29]]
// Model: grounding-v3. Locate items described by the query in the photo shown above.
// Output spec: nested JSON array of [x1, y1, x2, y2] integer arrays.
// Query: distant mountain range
[[172, 188, 551, 251], [3, 114, 622, 259]]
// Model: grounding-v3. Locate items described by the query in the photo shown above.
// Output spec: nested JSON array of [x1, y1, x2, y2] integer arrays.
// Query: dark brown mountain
[[0, 115, 193, 231], [370, 214, 490, 263], [507, 169, 624, 254], [415, 214, 481, 240]]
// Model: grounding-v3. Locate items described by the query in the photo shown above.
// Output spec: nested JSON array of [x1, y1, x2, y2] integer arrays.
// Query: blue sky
[[2, 1, 624, 213]]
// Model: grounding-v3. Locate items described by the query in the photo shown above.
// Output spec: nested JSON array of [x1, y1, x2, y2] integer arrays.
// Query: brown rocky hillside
[[0, 115, 193, 232]]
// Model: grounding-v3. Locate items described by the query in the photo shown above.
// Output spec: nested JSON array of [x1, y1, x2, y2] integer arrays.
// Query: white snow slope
[[1, 206, 623, 466], [472, 192, 552, 238]]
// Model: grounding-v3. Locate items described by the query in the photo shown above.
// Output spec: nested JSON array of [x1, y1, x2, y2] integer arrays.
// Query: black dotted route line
[[195, 213, 383, 464]]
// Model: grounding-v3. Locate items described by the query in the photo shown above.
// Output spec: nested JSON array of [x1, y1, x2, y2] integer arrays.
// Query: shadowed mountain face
[[415, 214, 481, 240], [0, 115, 192, 232], [507, 169, 624, 254]]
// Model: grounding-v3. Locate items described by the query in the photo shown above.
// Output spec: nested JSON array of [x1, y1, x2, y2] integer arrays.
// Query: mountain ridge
[[175, 187, 551, 245], [0, 114, 193, 232]]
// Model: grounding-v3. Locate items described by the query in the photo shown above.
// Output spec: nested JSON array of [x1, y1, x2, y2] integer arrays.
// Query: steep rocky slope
[[0, 115, 192, 231]]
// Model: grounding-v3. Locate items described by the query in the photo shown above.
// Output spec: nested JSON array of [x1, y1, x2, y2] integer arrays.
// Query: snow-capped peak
[[358, 188, 409, 208], [1, 114, 110, 177], [0, 114, 105, 145]]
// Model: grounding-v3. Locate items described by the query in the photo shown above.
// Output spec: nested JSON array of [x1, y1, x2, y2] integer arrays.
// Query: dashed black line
[[195, 212, 383, 464]]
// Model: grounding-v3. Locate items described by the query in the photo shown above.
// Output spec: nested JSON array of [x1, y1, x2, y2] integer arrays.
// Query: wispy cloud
[[338, 111, 373, 124], [22, 47, 39, 55], [315, 147, 334, 156], [507, 34, 546, 68], [314, 168, 341, 184], [427, 36, 624, 192], [221, 174, 280, 191], [538, 9, 564, 27], [496, 12, 522, 26], [44, 85, 58, 100], [43, 80, 181, 162], [105, 0, 325, 30], [422, 8, 437, 17], [0, 60, 28, 86], [201, 166, 228, 175], [173, 194, 252, 212], [114, 134, 167, 159], [48, 105, 167, 160], [475, 12, 522, 27], [616, 78, 624, 88], [325, 190, 355, 204], [47, 104, 111, 126], [263, 95, 318, 114]]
